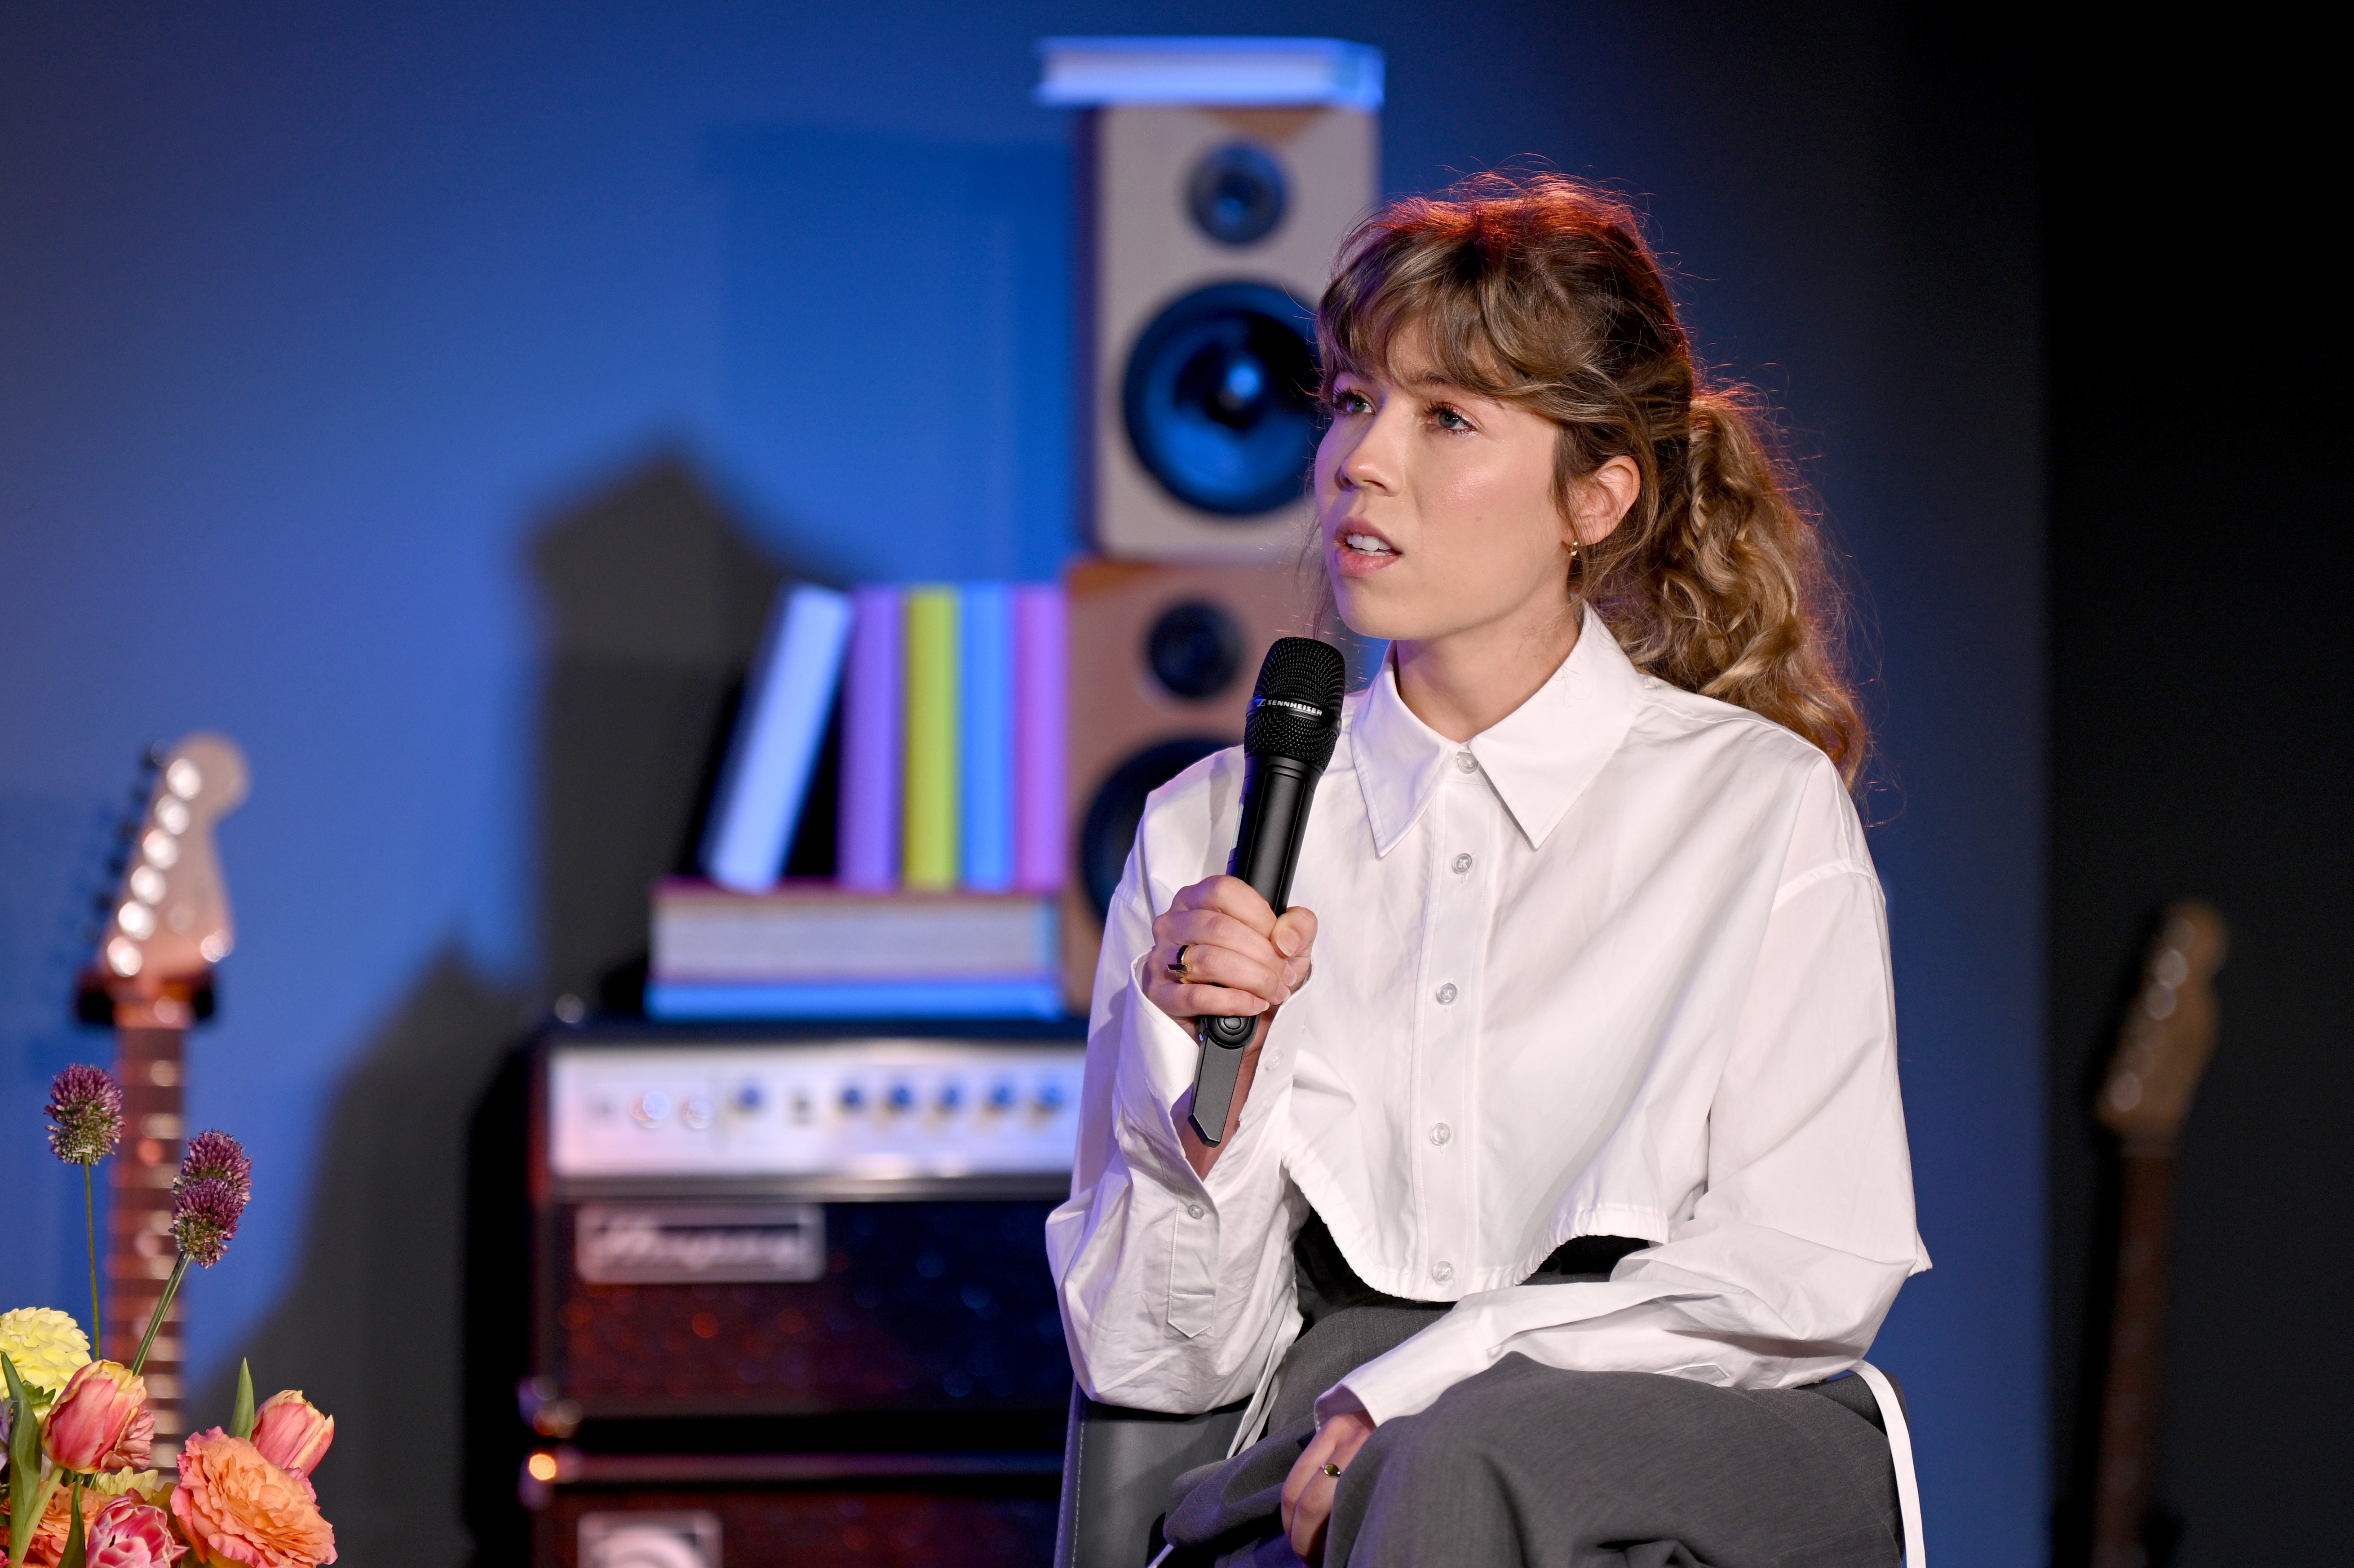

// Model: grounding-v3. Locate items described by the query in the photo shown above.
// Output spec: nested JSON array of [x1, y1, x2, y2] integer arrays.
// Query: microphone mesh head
[[1243, 637, 1347, 769]]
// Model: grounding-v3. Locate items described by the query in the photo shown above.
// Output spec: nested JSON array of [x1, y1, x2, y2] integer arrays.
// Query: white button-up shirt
[[1047, 607, 1929, 1429]]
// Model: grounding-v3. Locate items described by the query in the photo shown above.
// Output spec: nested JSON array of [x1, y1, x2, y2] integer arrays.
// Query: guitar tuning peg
[[75, 980, 115, 1026], [141, 743, 167, 770]]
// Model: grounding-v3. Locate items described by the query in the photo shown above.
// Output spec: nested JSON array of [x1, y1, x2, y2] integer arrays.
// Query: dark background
[[0, 3, 2331, 1563], [2042, 40, 2347, 1562]]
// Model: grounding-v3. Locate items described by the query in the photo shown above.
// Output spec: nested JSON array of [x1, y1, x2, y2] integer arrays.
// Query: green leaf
[[5, 1351, 44, 1568], [230, 1357, 256, 1440], [59, 1477, 88, 1568]]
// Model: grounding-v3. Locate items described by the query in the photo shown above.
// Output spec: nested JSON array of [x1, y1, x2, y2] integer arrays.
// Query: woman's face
[[1314, 342, 1584, 647]]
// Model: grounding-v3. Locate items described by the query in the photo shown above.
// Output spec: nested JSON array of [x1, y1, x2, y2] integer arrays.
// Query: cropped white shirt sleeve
[[1043, 744, 1310, 1412], [1047, 606, 1929, 1424]]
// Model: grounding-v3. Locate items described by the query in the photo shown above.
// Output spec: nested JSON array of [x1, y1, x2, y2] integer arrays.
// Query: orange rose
[[248, 1394, 332, 1479], [168, 1431, 335, 1567], [14, 1479, 108, 1567], [43, 1361, 147, 1473]]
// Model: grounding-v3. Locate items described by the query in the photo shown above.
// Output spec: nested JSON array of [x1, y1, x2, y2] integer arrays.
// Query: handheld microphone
[[1188, 636, 1347, 1145]]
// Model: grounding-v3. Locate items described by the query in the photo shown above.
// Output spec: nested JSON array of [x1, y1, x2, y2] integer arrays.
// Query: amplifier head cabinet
[[534, 1022, 1085, 1421], [524, 1020, 1082, 1568]]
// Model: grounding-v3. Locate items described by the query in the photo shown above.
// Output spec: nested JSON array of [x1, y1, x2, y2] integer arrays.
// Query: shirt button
[[1429, 1122, 1452, 1146], [1454, 752, 1477, 773], [1452, 852, 1473, 875], [1436, 983, 1458, 1005], [1185, 1202, 1204, 1219], [1431, 1261, 1454, 1283]]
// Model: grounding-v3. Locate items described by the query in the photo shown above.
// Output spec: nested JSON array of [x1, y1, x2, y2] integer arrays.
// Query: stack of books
[[649, 581, 1068, 1021], [646, 881, 1062, 1020]]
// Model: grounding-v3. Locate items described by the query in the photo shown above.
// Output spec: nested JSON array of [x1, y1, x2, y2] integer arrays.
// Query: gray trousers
[[1163, 1299, 1903, 1567]]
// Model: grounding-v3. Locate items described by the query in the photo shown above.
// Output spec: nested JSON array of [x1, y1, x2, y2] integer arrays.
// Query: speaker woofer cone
[[1186, 142, 1288, 246], [1079, 737, 1231, 917], [1122, 282, 1320, 517]]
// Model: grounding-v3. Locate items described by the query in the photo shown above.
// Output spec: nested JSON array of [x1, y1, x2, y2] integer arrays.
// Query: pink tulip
[[250, 1391, 334, 1478], [43, 1360, 148, 1473], [87, 1495, 187, 1567], [102, 1403, 155, 1471]]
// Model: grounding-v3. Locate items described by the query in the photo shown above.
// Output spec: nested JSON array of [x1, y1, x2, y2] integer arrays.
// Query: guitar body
[[76, 731, 248, 1464]]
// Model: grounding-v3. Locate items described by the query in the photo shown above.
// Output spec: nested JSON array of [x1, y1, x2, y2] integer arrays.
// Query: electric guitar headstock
[[78, 732, 250, 1029], [2094, 898, 2228, 1156]]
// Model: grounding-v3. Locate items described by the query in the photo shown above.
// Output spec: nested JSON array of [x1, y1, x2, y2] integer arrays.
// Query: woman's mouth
[[1331, 525, 1401, 577]]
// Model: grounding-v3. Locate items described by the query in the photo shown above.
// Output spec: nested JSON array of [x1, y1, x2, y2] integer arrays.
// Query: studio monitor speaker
[[1059, 558, 1315, 1007], [1077, 88, 1378, 562]]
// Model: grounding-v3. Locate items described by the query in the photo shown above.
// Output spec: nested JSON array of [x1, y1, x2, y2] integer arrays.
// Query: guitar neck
[[2090, 1148, 2176, 1568], [107, 1024, 188, 1462]]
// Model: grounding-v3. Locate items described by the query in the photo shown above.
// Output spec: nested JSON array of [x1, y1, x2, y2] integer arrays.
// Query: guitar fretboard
[[107, 1026, 187, 1462]]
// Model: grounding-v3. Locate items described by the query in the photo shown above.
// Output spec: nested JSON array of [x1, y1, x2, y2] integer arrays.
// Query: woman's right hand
[[1145, 876, 1316, 1174], [1144, 875, 1317, 1029]]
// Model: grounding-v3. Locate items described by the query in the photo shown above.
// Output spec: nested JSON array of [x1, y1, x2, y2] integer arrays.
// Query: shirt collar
[[1349, 604, 1646, 856]]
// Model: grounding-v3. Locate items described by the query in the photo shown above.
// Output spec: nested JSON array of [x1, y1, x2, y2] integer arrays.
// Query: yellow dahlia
[[0, 1306, 93, 1405]]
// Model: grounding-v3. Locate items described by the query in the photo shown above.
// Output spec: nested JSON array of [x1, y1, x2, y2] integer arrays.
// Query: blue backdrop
[[0, 2, 2042, 1559]]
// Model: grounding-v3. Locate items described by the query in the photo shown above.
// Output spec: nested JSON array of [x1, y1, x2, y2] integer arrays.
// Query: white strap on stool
[[1850, 1360, 1924, 1568]]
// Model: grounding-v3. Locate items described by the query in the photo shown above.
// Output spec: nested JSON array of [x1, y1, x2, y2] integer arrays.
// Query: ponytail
[[1594, 388, 1863, 782]]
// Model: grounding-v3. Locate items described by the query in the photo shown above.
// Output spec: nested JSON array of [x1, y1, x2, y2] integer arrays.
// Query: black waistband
[[1293, 1211, 1649, 1329]]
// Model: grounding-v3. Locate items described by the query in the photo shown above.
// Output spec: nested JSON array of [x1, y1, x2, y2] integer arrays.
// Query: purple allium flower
[[171, 1175, 246, 1267], [46, 1063, 124, 1166], [174, 1128, 252, 1204]]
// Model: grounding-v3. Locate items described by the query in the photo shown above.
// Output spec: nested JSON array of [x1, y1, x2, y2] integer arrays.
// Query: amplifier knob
[[887, 1082, 915, 1112], [681, 1094, 713, 1130], [631, 1091, 672, 1126], [1036, 1082, 1066, 1114], [938, 1082, 964, 1112], [987, 1081, 1017, 1112], [840, 1084, 865, 1112]]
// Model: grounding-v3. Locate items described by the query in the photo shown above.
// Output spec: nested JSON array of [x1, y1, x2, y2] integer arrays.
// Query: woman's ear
[[1568, 456, 1642, 547]]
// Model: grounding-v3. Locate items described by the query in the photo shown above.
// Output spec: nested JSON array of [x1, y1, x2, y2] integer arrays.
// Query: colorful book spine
[[901, 586, 960, 889], [836, 585, 904, 890], [1013, 583, 1067, 893], [959, 583, 1016, 892], [698, 583, 854, 893]]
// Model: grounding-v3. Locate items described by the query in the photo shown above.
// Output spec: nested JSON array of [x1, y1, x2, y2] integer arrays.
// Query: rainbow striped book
[[646, 880, 1062, 1020]]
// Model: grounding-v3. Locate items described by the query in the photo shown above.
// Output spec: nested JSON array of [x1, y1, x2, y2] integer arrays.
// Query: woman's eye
[[1429, 404, 1473, 432], [1332, 391, 1372, 415]]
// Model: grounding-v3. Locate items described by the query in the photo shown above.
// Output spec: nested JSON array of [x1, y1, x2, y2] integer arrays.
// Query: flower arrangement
[[2, 1067, 337, 1567]]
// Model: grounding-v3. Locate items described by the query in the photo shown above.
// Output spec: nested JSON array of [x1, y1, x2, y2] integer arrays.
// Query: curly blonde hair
[[1318, 173, 1866, 783]]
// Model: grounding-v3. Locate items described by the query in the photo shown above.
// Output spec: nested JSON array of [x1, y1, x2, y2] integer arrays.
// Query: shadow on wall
[[532, 451, 786, 1012], [193, 946, 523, 1565], [202, 451, 802, 1564]]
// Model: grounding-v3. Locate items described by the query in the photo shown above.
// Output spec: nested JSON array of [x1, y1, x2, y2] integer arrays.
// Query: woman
[[1048, 174, 1927, 1567]]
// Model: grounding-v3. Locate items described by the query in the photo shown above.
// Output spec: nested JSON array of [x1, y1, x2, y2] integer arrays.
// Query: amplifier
[[523, 1020, 1085, 1568]]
